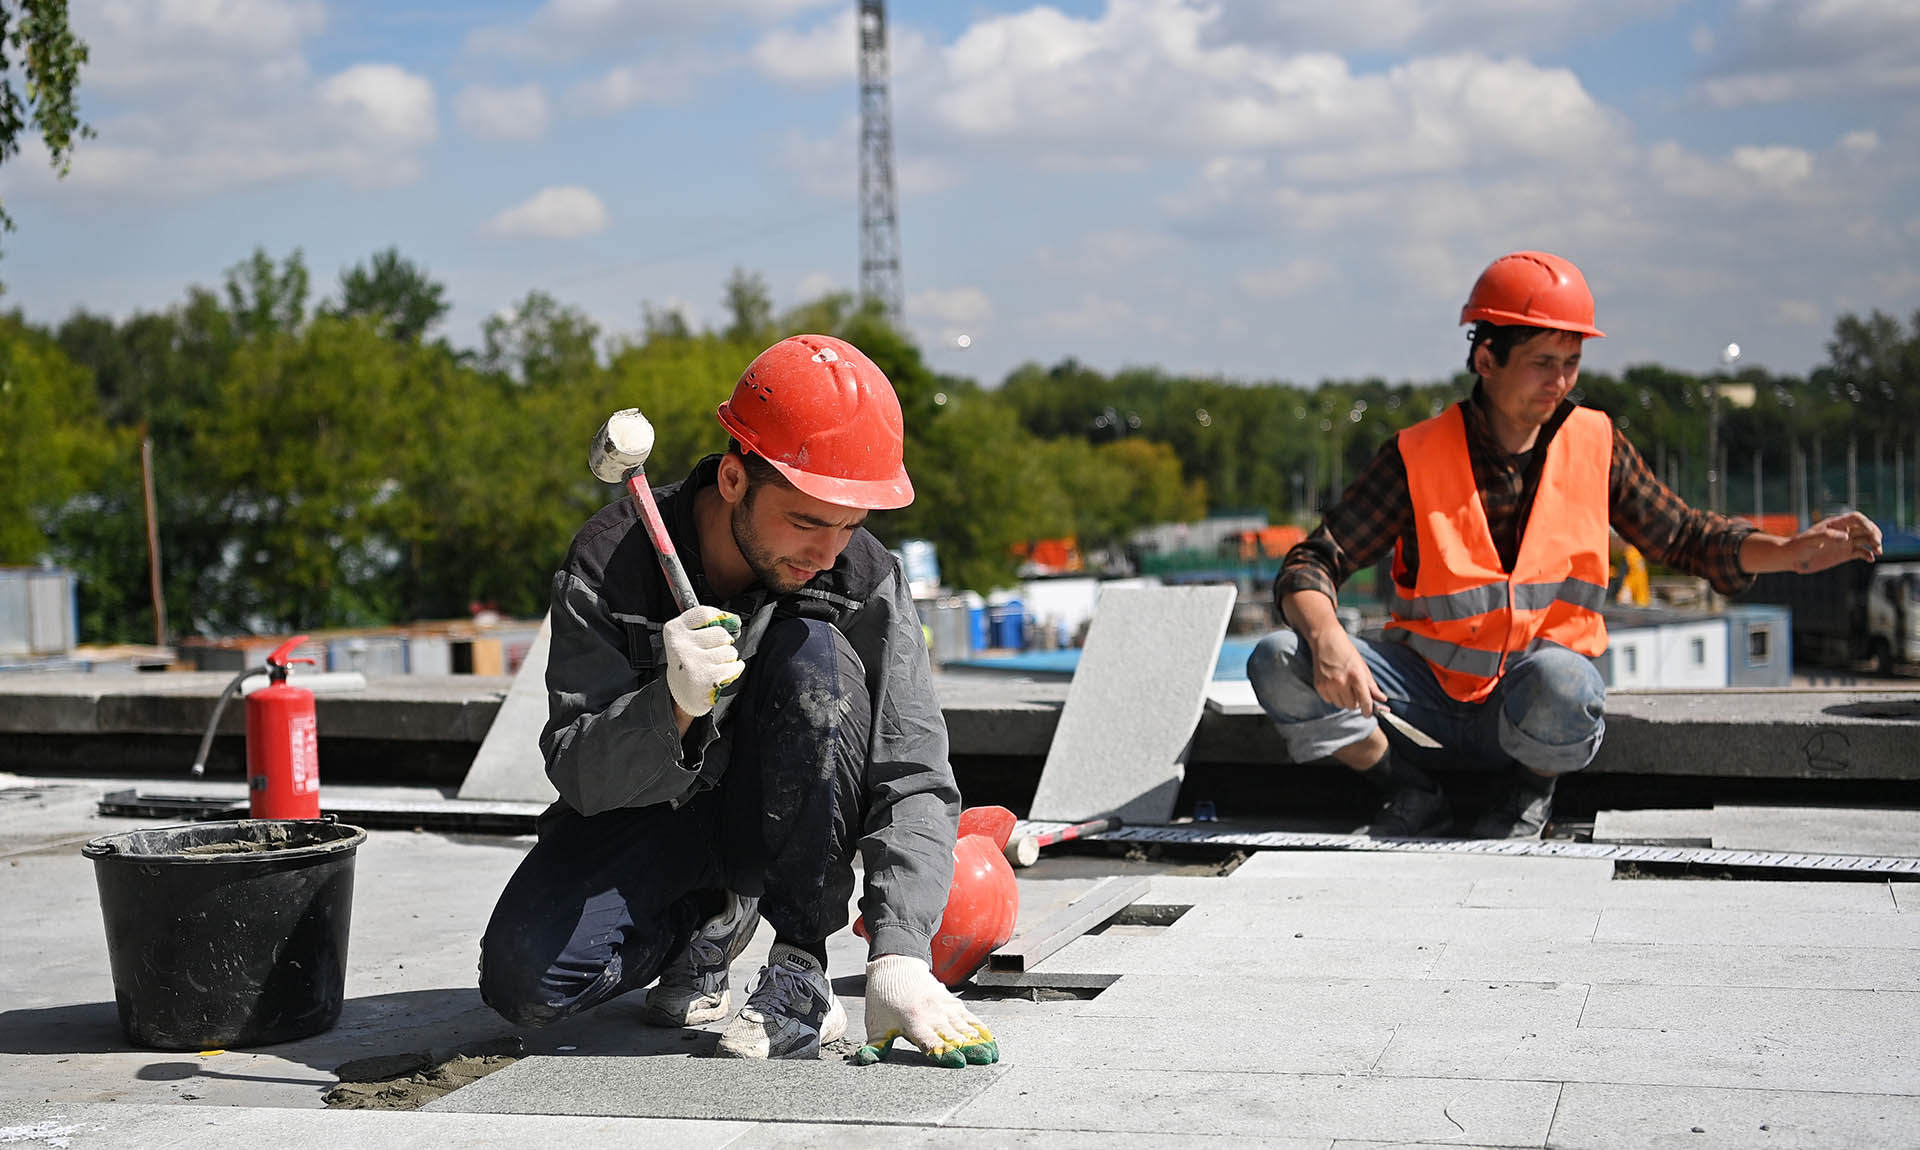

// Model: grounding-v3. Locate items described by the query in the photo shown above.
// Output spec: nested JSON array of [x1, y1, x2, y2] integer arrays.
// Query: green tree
[[329, 247, 449, 343], [0, 0, 90, 253], [722, 267, 773, 346], [0, 313, 118, 561], [482, 290, 600, 388], [226, 248, 310, 340]]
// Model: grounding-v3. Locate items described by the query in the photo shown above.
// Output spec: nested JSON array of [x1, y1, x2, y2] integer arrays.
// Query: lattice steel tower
[[858, 0, 902, 320]]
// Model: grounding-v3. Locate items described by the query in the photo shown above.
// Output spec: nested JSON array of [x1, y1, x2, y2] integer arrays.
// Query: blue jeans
[[479, 617, 870, 1028], [1245, 629, 1605, 775]]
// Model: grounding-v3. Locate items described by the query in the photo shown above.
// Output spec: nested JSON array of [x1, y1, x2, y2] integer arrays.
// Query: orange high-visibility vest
[[1385, 403, 1611, 702]]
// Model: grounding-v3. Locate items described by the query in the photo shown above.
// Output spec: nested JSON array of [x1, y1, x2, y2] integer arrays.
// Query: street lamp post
[[1710, 342, 1739, 514]]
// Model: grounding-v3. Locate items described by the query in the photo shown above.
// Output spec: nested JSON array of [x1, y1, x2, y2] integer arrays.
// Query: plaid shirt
[[1278, 386, 1758, 607]]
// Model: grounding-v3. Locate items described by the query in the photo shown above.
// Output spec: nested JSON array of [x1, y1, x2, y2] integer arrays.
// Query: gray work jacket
[[539, 454, 959, 964]]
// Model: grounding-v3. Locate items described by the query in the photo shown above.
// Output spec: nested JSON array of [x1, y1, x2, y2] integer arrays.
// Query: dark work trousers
[[479, 617, 871, 1028]]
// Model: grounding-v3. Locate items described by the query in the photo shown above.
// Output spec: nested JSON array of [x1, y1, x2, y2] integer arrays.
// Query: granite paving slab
[[1593, 807, 1713, 845], [1144, 873, 1482, 908], [1231, 851, 1615, 882], [1466, 876, 1899, 913], [1593, 907, 1920, 948], [454, 615, 555, 804], [1429, 938, 1920, 991], [1168, 903, 1601, 945], [1548, 1081, 1920, 1150], [1081, 975, 1589, 1030], [724, 1126, 1330, 1150], [1712, 805, 1920, 855], [978, 1012, 1395, 1074], [421, 1054, 1009, 1123], [1037, 932, 1446, 980], [1375, 1023, 1920, 1094], [950, 1065, 1560, 1144], [1896, 882, 1918, 912], [1577, 983, 1920, 1033], [1027, 584, 1236, 824], [0, 1104, 750, 1150]]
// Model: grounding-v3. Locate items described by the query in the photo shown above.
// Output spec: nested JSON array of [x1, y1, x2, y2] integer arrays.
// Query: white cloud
[[909, 286, 994, 328], [1701, 0, 1920, 106], [921, 3, 1625, 177], [469, 0, 837, 63], [485, 187, 611, 239], [569, 58, 712, 112], [1210, 0, 1684, 55], [81, 0, 325, 93], [1239, 259, 1333, 299], [456, 83, 550, 142], [1035, 229, 1177, 276], [322, 66, 437, 145], [795, 270, 841, 299], [753, 8, 856, 85], [1774, 299, 1823, 325], [1036, 293, 1136, 338], [1838, 129, 1880, 154]]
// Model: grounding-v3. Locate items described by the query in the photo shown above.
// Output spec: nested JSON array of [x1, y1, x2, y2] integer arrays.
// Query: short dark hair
[[727, 440, 795, 506], [1466, 321, 1574, 377]]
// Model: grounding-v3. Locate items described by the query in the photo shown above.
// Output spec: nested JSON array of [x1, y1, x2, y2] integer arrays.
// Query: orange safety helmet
[[1459, 251, 1605, 338], [852, 805, 1021, 987], [715, 334, 914, 510]]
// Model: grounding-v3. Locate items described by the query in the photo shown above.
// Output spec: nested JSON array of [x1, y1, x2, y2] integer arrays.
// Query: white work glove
[[661, 605, 744, 718], [853, 955, 999, 1067]]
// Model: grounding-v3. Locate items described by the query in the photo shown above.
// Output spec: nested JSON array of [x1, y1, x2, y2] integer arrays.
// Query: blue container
[[968, 607, 990, 652], [988, 601, 1026, 650]]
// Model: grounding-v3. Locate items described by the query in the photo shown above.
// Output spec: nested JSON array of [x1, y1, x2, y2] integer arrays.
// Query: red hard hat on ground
[[715, 334, 915, 510], [852, 805, 1021, 986], [1460, 251, 1606, 338]]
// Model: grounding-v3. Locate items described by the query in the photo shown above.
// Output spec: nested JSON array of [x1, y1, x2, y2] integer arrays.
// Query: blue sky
[[3, 0, 1916, 390]]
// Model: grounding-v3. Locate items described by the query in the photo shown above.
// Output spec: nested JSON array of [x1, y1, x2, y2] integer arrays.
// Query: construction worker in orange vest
[[1247, 251, 1882, 838]]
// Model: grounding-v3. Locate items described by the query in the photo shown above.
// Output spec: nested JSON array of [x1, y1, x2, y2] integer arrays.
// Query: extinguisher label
[[289, 713, 319, 794]]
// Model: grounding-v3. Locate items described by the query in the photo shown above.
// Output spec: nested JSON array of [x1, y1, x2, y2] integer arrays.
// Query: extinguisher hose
[[189, 664, 261, 778]]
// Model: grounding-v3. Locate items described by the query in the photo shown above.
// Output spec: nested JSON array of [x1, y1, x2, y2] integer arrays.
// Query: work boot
[[642, 891, 761, 1027], [1467, 770, 1557, 840], [1356, 755, 1454, 838], [714, 942, 848, 1060]]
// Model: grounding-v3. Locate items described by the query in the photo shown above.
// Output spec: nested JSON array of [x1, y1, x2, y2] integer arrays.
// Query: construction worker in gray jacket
[[481, 334, 998, 1066]]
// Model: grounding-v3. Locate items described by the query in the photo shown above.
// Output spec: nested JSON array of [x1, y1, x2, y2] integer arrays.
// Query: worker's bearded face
[[730, 478, 864, 594]]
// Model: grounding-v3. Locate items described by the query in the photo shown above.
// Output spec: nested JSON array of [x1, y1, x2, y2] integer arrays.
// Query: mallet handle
[[626, 473, 700, 614], [1033, 815, 1123, 850]]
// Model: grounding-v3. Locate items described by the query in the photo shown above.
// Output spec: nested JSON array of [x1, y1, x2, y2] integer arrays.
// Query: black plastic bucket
[[82, 818, 368, 1050]]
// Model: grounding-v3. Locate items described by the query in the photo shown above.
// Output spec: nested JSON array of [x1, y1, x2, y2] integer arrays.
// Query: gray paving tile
[[726, 1125, 1329, 1150], [1082, 975, 1589, 1030], [454, 615, 556, 803], [1578, 983, 1920, 1034], [1232, 851, 1613, 882], [1171, 903, 1600, 945], [1595, 908, 1920, 949], [421, 1054, 1006, 1122], [1027, 585, 1236, 824], [1375, 1023, 1920, 1093], [1593, 808, 1713, 845], [1549, 1081, 1920, 1150], [1038, 933, 1444, 980], [1896, 882, 1919, 912], [951, 1065, 1559, 1144], [981, 1012, 1395, 1073], [1467, 877, 1898, 913], [1429, 938, 1920, 991], [0, 1103, 751, 1150], [1713, 805, 1920, 855], [1148, 873, 1480, 908]]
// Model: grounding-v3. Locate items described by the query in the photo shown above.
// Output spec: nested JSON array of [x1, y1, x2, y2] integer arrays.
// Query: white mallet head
[[590, 408, 656, 483]]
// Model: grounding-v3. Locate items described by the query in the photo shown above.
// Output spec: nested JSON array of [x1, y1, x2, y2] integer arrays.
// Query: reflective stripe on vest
[[1385, 403, 1612, 703]]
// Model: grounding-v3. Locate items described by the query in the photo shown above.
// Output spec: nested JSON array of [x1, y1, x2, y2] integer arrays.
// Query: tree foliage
[[14, 249, 1920, 645], [0, 0, 91, 247]]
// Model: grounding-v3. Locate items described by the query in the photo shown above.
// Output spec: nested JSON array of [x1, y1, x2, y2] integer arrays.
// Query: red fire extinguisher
[[246, 636, 321, 818], [189, 635, 322, 818]]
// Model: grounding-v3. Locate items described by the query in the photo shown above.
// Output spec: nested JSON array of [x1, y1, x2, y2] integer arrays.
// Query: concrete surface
[[4, 774, 1919, 1148]]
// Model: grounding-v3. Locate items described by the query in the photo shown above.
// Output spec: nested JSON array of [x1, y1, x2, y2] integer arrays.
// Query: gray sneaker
[[714, 943, 847, 1060], [641, 892, 760, 1027]]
